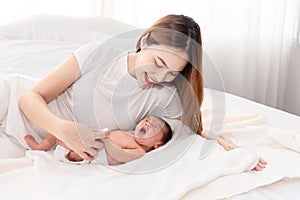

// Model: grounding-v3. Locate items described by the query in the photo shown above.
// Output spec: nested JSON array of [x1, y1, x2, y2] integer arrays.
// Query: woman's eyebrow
[[157, 56, 168, 67]]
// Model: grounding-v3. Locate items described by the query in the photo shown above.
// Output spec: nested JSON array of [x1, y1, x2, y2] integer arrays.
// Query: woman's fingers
[[257, 162, 266, 169], [87, 148, 98, 158], [218, 138, 239, 151], [252, 158, 267, 171], [228, 142, 239, 150], [90, 140, 104, 149], [56, 139, 96, 161], [254, 165, 263, 171], [56, 139, 71, 150], [92, 129, 108, 140], [56, 140, 93, 161], [77, 152, 94, 161], [74, 144, 98, 160]]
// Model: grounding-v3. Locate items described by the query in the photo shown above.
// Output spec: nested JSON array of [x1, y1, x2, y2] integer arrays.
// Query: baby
[[24, 116, 173, 165]]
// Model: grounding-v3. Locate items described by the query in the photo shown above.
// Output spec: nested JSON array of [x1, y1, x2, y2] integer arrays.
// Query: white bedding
[[0, 37, 83, 77], [0, 36, 300, 199], [185, 91, 300, 199]]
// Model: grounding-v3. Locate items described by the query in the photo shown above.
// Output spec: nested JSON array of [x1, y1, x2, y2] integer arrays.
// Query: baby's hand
[[252, 158, 267, 171]]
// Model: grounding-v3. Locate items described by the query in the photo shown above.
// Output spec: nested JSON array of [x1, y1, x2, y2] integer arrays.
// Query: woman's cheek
[[164, 74, 176, 82]]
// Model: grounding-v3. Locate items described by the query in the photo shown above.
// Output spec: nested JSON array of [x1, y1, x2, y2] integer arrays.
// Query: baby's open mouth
[[139, 127, 146, 135]]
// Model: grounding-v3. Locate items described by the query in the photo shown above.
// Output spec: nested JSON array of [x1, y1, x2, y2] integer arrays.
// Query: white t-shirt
[[54, 42, 182, 131]]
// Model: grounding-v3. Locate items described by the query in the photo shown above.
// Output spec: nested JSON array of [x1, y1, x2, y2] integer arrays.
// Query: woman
[[19, 14, 204, 161]]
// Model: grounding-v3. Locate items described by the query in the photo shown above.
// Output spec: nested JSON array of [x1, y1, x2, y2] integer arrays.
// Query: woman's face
[[133, 45, 188, 87]]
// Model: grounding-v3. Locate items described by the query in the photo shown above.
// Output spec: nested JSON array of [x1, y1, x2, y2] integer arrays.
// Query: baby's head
[[134, 116, 173, 152]]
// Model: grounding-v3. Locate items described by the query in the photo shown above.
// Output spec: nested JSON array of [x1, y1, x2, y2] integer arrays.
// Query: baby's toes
[[24, 135, 34, 141]]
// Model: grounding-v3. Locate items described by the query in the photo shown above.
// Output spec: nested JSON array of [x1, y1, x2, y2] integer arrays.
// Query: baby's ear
[[153, 142, 164, 149]]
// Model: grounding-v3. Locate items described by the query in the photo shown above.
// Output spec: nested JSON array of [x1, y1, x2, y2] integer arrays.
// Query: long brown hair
[[136, 14, 204, 135]]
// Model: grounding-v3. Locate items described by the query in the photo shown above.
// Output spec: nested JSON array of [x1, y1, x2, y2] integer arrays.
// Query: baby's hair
[[161, 120, 173, 145]]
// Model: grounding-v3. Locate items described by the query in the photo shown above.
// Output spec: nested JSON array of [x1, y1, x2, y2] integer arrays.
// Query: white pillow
[[0, 15, 136, 43]]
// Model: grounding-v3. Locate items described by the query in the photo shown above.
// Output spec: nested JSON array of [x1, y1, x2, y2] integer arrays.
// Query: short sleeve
[[164, 87, 183, 118], [72, 42, 101, 74], [148, 84, 183, 119]]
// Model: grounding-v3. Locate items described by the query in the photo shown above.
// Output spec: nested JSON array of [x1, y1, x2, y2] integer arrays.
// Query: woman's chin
[[139, 80, 153, 88]]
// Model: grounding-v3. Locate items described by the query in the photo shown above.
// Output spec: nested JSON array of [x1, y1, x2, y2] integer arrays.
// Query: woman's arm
[[19, 55, 95, 160], [19, 55, 80, 132]]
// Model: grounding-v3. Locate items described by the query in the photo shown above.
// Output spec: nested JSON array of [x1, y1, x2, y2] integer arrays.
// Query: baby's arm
[[108, 130, 146, 153], [24, 134, 56, 151], [103, 130, 145, 165]]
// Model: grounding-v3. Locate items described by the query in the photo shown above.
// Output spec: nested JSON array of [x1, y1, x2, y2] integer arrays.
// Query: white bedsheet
[[0, 37, 83, 77], [0, 38, 300, 199]]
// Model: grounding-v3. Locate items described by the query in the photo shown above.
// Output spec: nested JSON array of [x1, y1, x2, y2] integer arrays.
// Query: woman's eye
[[154, 60, 163, 68], [170, 71, 179, 76]]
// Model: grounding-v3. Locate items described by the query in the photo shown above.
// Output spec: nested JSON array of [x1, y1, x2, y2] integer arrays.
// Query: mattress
[[0, 36, 300, 200]]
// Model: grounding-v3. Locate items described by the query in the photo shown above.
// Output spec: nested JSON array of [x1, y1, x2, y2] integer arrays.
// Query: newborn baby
[[24, 116, 173, 165]]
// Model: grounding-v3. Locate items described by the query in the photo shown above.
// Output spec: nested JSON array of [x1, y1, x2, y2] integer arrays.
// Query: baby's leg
[[24, 134, 56, 151]]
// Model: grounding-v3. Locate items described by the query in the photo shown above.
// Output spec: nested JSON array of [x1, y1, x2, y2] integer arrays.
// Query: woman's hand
[[217, 136, 239, 151], [217, 135, 268, 171], [57, 120, 106, 161]]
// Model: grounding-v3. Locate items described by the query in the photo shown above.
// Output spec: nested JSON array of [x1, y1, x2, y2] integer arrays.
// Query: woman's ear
[[140, 33, 150, 50]]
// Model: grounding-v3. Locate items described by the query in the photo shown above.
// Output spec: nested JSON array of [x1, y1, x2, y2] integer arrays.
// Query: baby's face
[[134, 116, 168, 149]]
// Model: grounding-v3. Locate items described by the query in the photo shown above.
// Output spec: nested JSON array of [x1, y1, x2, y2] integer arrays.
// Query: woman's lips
[[144, 73, 156, 84]]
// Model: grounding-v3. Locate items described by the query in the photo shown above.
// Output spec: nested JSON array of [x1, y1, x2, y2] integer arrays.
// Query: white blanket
[[23, 113, 300, 200], [1, 74, 300, 199]]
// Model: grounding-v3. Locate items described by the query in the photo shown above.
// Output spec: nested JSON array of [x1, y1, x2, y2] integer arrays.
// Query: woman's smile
[[144, 73, 156, 84]]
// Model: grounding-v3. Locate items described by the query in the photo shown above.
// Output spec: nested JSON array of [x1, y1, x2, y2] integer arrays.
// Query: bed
[[0, 15, 300, 200]]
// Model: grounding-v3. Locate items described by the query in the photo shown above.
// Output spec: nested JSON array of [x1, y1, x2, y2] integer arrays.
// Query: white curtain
[[101, 0, 300, 113], [202, 0, 299, 110]]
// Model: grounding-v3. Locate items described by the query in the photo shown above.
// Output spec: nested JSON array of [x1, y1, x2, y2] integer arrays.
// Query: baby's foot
[[24, 135, 41, 150], [67, 151, 84, 162]]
